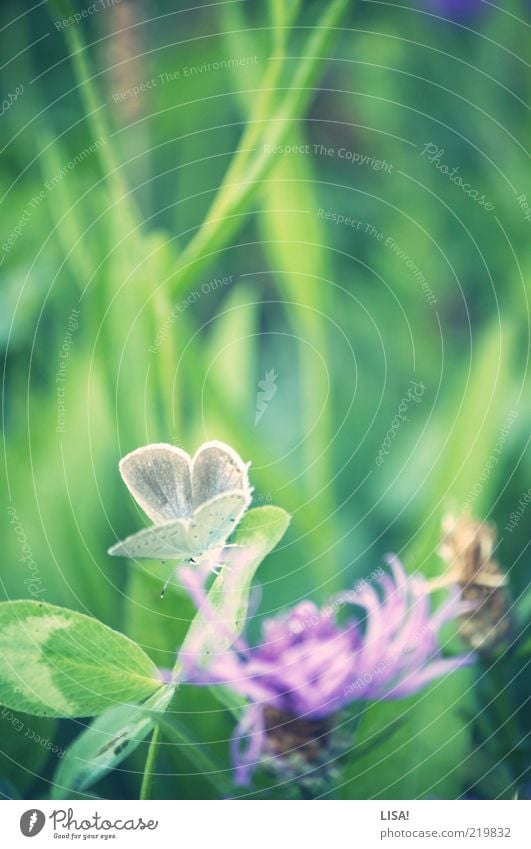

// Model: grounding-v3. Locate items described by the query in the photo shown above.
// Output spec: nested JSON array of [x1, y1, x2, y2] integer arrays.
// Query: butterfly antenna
[[160, 572, 172, 599]]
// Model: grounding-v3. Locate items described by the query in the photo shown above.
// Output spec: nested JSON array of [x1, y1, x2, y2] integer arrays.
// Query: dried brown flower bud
[[439, 514, 512, 653]]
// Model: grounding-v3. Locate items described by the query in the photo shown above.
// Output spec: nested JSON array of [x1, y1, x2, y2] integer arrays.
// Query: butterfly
[[108, 441, 252, 564]]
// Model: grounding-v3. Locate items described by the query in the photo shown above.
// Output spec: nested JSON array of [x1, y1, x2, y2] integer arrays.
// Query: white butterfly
[[108, 441, 252, 563]]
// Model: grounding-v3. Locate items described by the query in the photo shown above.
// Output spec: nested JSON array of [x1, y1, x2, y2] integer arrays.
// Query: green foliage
[[0, 601, 162, 717], [340, 669, 474, 799], [0, 0, 529, 801], [51, 506, 290, 796], [0, 709, 56, 797], [176, 506, 291, 672], [51, 688, 173, 799]]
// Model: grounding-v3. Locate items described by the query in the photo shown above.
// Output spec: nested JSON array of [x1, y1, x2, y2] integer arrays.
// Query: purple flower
[[181, 556, 474, 787]]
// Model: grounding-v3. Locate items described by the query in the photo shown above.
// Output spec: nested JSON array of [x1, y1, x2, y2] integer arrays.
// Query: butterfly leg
[[210, 555, 236, 576], [183, 555, 226, 575], [209, 541, 248, 575], [213, 543, 246, 573], [211, 562, 228, 576]]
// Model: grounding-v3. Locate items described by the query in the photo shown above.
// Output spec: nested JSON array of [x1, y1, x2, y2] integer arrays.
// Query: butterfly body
[[108, 441, 252, 561]]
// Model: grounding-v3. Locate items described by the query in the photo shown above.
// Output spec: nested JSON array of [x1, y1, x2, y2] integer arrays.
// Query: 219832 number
[[468, 827, 511, 838]]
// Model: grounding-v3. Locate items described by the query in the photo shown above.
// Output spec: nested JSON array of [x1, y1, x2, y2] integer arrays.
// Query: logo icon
[[20, 810, 46, 837], [255, 369, 278, 425]]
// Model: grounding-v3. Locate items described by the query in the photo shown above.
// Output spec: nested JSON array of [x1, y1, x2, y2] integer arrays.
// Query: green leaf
[[175, 505, 291, 672], [54, 505, 290, 793], [259, 128, 338, 584], [168, 0, 350, 299], [0, 260, 54, 353], [205, 283, 258, 416], [152, 712, 234, 798], [0, 601, 163, 718], [0, 708, 57, 796], [51, 686, 173, 799], [339, 667, 473, 799], [408, 321, 517, 575]]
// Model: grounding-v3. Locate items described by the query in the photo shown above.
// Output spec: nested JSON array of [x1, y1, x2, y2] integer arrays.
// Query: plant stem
[[140, 725, 161, 800], [52, 1, 139, 232], [168, 0, 350, 297], [155, 714, 234, 798]]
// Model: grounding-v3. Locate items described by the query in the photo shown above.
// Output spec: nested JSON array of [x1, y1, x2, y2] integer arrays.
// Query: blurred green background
[[1, 0, 529, 800]]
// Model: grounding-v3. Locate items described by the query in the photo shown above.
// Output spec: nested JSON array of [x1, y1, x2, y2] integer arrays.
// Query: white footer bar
[[3, 799, 529, 848]]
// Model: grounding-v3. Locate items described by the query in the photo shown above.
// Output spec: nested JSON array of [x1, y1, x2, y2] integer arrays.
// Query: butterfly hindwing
[[108, 519, 191, 560], [191, 441, 251, 508], [186, 491, 251, 554], [119, 444, 193, 524]]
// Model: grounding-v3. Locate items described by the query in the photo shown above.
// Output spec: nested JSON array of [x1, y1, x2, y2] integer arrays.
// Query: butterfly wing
[[191, 440, 251, 508], [186, 491, 251, 554], [119, 443, 193, 523], [108, 519, 191, 560]]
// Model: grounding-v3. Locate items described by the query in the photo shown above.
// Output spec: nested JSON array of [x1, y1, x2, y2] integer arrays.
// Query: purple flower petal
[[180, 554, 475, 785], [231, 703, 265, 786]]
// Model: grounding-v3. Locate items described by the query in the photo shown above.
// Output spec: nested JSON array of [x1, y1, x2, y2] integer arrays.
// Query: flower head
[[182, 556, 474, 787]]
